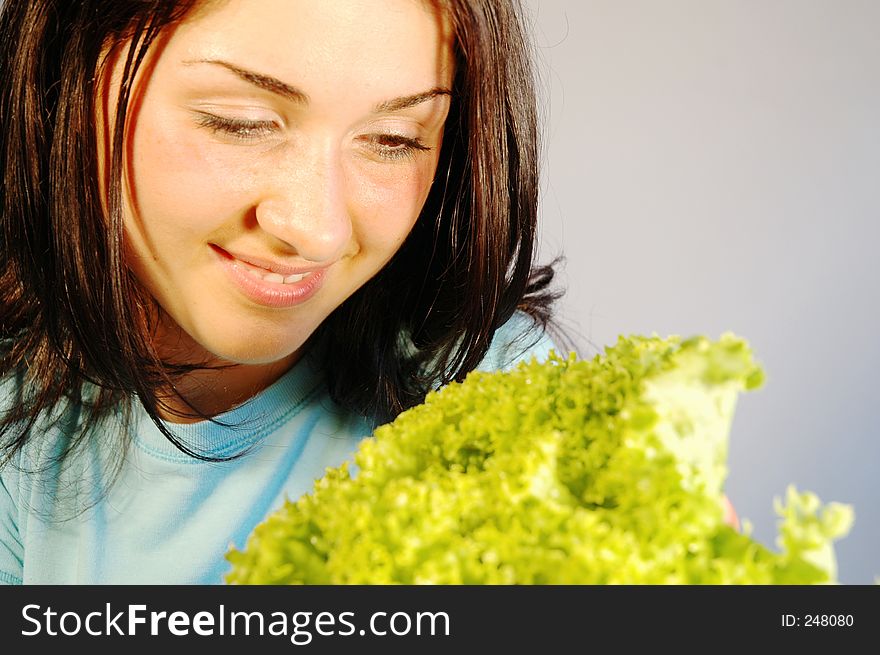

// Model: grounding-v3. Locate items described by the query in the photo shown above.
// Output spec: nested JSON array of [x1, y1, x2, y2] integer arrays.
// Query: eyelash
[[194, 112, 431, 160], [195, 112, 278, 140], [363, 134, 431, 161]]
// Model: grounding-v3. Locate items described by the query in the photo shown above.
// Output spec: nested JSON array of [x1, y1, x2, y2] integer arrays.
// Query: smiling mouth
[[210, 244, 320, 284], [211, 244, 328, 309], [241, 267, 309, 285]]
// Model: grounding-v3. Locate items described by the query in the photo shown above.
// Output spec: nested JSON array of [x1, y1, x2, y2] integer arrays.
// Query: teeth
[[244, 267, 308, 284]]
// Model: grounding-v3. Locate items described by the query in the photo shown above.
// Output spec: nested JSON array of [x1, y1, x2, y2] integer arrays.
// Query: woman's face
[[108, 0, 453, 373]]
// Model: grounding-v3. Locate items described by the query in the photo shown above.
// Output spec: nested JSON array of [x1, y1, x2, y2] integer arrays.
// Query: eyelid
[[191, 97, 284, 119], [358, 132, 432, 162], [363, 133, 429, 149], [357, 117, 429, 146], [193, 110, 280, 141]]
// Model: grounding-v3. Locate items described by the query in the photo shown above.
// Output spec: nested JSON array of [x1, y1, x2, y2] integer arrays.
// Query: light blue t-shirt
[[0, 313, 555, 584]]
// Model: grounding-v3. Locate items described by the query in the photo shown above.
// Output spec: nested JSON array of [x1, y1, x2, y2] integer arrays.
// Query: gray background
[[527, 0, 878, 584]]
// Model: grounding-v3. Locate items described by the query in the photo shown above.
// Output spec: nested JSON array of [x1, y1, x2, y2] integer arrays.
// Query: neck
[[147, 316, 302, 424], [155, 354, 299, 424]]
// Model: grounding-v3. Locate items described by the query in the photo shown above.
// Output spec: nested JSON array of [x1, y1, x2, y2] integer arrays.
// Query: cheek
[[349, 158, 438, 253], [126, 112, 245, 246]]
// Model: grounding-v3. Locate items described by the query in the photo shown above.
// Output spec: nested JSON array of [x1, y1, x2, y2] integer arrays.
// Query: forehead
[[167, 0, 455, 98]]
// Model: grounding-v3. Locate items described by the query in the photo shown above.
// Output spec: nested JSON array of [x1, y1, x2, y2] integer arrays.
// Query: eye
[[194, 111, 279, 141], [362, 133, 431, 161]]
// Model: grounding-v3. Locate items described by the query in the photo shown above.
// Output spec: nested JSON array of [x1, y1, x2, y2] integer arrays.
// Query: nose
[[254, 142, 352, 264]]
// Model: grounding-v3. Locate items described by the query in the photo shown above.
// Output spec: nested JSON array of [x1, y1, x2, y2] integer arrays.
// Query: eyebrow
[[373, 88, 451, 113], [184, 59, 451, 113], [184, 59, 309, 103]]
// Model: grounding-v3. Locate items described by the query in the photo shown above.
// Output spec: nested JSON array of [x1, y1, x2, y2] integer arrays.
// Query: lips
[[210, 244, 325, 278], [241, 267, 309, 285], [211, 244, 328, 309]]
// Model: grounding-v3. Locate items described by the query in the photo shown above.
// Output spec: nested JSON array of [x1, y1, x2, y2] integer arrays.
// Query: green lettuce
[[225, 333, 853, 584]]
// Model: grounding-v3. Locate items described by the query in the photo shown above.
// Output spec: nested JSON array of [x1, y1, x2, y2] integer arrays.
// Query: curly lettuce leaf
[[225, 334, 851, 585]]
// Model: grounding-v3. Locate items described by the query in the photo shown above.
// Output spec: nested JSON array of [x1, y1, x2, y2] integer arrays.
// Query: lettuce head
[[225, 333, 853, 584]]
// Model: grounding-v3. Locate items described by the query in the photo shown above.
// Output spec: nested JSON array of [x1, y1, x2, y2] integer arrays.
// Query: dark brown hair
[[0, 0, 563, 470]]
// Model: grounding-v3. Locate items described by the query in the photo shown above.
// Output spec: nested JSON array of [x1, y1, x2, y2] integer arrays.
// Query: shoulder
[[0, 369, 97, 496], [476, 311, 557, 373], [0, 371, 25, 585]]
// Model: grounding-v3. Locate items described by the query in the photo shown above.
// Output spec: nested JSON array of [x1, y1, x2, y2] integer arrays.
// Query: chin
[[220, 342, 304, 366], [192, 329, 308, 367]]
